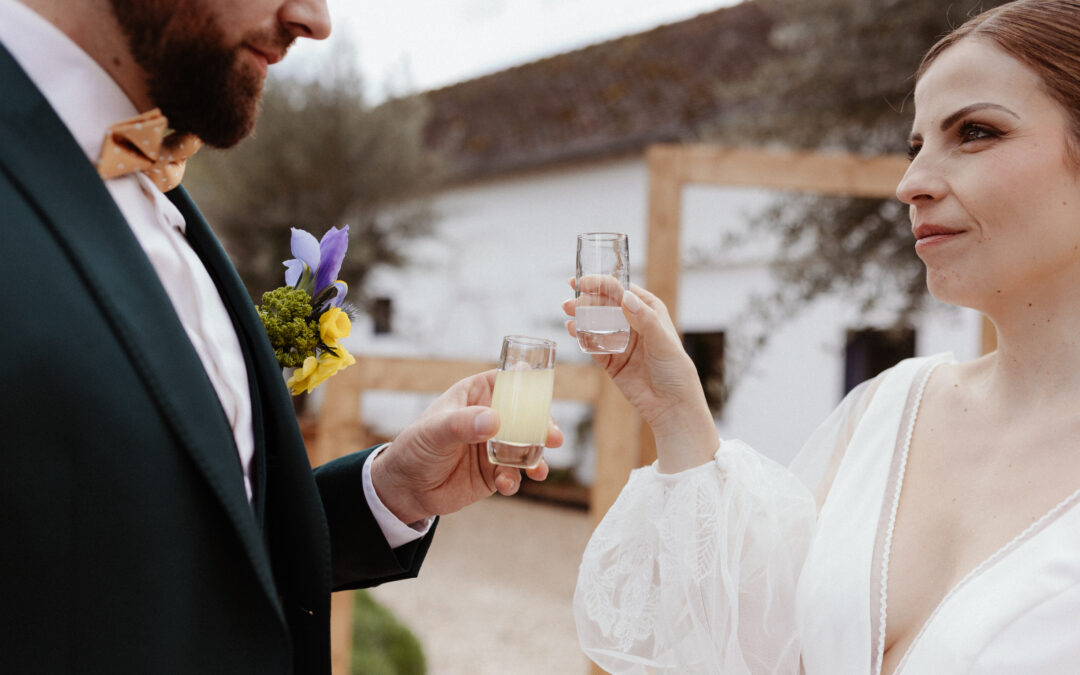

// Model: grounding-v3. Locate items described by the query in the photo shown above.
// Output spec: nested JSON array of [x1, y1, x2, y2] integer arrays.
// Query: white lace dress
[[575, 355, 1080, 674]]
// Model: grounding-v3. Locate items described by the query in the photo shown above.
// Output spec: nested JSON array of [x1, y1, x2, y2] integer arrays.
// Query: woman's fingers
[[629, 283, 674, 326], [576, 274, 625, 300], [566, 277, 681, 354], [561, 296, 576, 317], [621, 290, 680, 355]]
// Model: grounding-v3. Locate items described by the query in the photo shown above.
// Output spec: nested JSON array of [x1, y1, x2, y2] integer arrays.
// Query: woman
[[568, 1, 1080, 673]]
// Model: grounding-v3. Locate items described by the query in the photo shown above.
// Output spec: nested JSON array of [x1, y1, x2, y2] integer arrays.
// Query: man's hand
[[369, 370, 563, 524]]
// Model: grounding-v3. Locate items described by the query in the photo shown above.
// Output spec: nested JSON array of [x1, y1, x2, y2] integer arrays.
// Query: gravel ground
[[369, 495, 594, 675]]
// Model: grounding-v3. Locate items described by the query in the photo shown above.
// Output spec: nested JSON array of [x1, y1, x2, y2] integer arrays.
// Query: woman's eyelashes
[[906, 119, 1005, 160], [957, 120, 1002, 145]]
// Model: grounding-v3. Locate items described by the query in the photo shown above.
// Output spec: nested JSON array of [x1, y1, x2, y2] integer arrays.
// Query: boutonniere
[[257, 225, 357, 395]]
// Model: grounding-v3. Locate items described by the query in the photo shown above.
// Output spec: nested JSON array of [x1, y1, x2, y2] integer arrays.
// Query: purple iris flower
[[283, 225, 350, 307], [314, 225, 349, 298]]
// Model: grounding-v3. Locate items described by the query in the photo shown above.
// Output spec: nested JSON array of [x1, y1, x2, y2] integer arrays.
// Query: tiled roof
[[421, 1, 778, 181]]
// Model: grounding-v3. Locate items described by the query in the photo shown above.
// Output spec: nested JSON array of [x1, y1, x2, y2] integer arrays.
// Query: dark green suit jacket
[[0, 44, 435, 673]]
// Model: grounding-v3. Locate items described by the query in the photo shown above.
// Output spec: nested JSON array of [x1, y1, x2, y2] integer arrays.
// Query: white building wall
[[341, 155, 983, 478]]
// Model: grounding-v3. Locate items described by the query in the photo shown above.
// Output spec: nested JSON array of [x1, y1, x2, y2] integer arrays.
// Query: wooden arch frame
[[313, 145, 917, 674]]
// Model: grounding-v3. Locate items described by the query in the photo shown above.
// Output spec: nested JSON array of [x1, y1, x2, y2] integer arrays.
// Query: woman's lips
[[913, 224, 964, 251]]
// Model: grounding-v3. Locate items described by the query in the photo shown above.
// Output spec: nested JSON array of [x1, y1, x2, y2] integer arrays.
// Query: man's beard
[[108, 0, 292, 148]]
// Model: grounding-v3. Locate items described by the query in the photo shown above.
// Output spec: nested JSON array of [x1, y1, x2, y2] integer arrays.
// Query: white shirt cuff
[[362, 443, 435, 549]]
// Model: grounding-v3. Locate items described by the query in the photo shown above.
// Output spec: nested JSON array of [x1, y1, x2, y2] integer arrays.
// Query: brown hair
[[917, 0, 1080, 162]]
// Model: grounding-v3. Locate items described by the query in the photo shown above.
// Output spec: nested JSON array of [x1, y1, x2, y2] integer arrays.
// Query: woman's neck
[[973, 284, 1080, 407]]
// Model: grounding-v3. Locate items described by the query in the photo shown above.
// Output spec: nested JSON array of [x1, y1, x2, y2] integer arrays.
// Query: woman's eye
[[906, 143, 921, 160], [959, 122, 997, 143]]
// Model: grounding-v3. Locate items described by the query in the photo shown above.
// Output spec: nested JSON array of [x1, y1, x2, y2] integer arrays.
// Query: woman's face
[[897, 38, 1080, 312]]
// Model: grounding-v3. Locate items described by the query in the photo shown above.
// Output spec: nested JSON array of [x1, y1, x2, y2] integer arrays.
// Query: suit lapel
[[0, 45, 282, 616], [173, 189, 333, 616]]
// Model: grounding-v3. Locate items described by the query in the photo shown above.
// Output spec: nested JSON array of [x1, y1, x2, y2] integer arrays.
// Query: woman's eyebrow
[[940, 102, 1019, 131]]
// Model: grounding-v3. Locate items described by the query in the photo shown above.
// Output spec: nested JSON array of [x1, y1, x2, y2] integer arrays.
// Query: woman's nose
[[896, 150, 947, 206]]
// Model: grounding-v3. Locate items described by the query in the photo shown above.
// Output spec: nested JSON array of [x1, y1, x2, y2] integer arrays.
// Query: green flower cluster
[[257, 287, 320, 368]]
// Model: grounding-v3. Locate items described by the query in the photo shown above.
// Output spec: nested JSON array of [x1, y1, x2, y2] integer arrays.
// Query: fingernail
[[623, 290, 642, 313], [496, 474, 517, 495], [475, 409, 498, 436]]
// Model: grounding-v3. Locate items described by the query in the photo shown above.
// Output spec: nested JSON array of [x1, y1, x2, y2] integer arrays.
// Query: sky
[[285, 0, 744, 99]]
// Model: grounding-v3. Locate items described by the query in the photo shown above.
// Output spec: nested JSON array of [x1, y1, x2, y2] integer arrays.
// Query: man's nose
[[280, 0, 331, 41]]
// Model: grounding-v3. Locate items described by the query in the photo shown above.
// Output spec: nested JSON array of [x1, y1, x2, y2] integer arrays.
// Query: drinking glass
[[575, 232, 630, 354], [486, 335, 557, 469]]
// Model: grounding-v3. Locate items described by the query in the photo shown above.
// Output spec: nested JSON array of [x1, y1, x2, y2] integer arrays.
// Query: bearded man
[[0, 1, 557, 672]]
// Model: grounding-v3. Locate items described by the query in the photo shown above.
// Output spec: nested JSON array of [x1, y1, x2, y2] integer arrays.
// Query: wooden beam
[[352, 355, 496, 393], [588, 376, 641, 528], [324, 356, 603, 402], [329, 592, 354, 675], [653, 144, 909, 199], [645, 145, 687, 317], [311, 368, 365, 468]]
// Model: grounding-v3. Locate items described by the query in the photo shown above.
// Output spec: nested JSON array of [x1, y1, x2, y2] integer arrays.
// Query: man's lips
[[913, 223, 965, 250], [244, 45, 283, 76]]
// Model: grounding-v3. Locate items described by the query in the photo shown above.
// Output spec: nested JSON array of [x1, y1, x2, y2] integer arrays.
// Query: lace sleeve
[[574, 439, 816, 675], [573, 378, 881, 674]]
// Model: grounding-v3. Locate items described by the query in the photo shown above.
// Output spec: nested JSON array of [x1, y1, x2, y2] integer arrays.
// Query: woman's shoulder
[[869, 352, 957, 400], [851, 352, 955, 410]]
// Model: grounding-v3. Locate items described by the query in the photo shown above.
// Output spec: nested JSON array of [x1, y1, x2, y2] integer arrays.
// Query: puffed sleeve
[[573, 379, 877, 675]]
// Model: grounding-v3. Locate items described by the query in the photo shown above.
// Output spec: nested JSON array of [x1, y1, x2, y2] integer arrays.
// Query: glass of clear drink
[[486, 335, 557, 469], [575, 232, 630, 354]]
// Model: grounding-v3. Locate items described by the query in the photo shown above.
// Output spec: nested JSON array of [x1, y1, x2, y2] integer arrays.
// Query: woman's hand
[[563, 280, 718, 472]]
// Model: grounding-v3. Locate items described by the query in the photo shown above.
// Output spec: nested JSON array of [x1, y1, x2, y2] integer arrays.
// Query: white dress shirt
[[0, 0, 428, 547]]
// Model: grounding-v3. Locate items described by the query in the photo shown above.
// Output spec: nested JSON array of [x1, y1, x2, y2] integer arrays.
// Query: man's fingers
[[418, 406, 500, 452], [493, 466, 521, 495], [545, 419, 564, 448], [524, 459, 549, 482]]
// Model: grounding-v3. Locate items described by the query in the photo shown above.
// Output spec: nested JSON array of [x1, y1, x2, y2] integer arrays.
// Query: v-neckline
[[872, 358, 1080, 674]]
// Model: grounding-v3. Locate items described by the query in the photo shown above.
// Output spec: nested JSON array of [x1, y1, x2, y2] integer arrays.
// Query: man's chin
[[200, 111, 259, 149], [167, 77, 262, 148]]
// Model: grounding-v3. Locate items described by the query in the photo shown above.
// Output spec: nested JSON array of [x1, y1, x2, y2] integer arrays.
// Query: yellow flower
[[319, 306, 351, 341], [285, 343, 356, 396]]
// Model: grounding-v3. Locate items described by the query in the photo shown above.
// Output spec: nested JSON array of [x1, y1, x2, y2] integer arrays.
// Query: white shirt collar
[[0, 0, 141, 165]]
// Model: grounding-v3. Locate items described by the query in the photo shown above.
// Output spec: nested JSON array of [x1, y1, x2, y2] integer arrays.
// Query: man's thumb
[[422, 406, 500, 449]]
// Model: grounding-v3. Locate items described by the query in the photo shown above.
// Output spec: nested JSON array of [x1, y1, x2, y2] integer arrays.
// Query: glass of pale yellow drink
[[486, 335, 557, 469], [575, 232, 630, 354]]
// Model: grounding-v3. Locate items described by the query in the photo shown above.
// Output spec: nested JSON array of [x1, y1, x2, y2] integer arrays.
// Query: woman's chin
[[924, 272, 984, 310]]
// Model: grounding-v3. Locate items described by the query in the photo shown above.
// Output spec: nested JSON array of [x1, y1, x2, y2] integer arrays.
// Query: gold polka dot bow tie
[[95, 108, 202, 192]]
